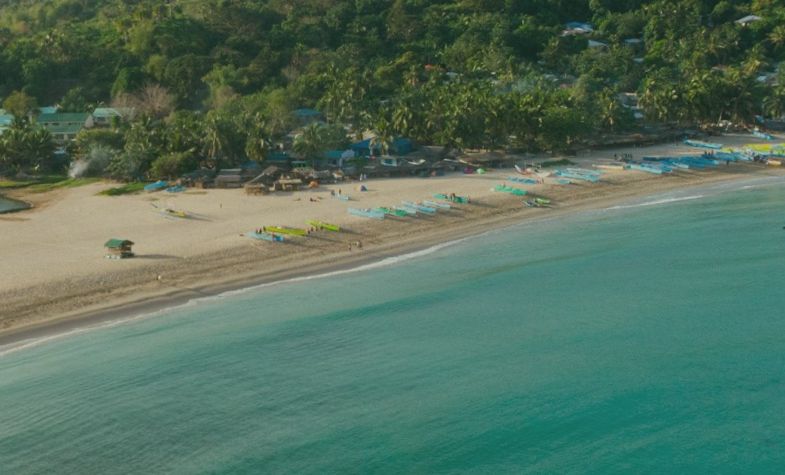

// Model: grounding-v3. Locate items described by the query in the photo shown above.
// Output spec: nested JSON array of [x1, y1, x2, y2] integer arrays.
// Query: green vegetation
[[0, 175, 99, 191], [1, 0, 784, 181], [539, 159, 576, 168], [98, 182, 147, 196], [28, 177, 101, 192]]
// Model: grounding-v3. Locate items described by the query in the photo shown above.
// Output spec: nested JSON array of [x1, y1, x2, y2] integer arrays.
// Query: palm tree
[[293, 124, 327, 167]]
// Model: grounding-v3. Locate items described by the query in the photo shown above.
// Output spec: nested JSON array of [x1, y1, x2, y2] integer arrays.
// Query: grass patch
[[98, 182, 147, 196], [0, 175, 100, 191], [28, 177, 101, 192], [539, 159, 575, 168]]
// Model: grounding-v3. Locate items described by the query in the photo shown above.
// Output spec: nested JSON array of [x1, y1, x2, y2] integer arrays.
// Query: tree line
[[2, 0, 785, 179]]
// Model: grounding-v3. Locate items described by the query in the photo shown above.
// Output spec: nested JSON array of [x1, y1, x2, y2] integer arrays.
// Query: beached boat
[[422, 200, 450, 209], [333, 194, 350, 201], [534, 197, 551, 205], [348, 208, 385, 219], [753, 130, 774, 140], [626, 163, 666, 174], [593, 163, 625, 170], [433, 193, 470, 204], [402, 201, 437, 214], [375, 207, 409, 217], [264, 226, 308, 236], [553, 171, 598, 183], [566, 167, 601, 178], [165, 185, 185, 193], [144, 180, 168, 192], [493, 184, 527, 196], [245, 231, 284, 242], [507, 176, 539, 184], [163, 208, 188, 218], [684, 139, 723, 150], [307, 220, 340, 232]]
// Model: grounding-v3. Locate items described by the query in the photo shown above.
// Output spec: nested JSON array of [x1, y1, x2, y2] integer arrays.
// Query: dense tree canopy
[[1, 0, 785, 178]]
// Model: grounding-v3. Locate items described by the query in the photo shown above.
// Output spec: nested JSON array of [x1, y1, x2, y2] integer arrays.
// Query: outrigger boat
[[245, 231, 284, 242], [433, 193, 470, 204], [348, 208, 385, 219], [264, 226, 308, 236], [753, 129, 774, 140], [396, 206, 418, 216], [507, 176, 539, 184], [144, 180, 168, 192], [401, 201, 437, 214], [684, 139, 723, 150], [422, 200, 450, 209], [375, 207, 409, 217], [493, 184, 527, 196], [333, 194, 350, 201], [307, 220, 340, 232]]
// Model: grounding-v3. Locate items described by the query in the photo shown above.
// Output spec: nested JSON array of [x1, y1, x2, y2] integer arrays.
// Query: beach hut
[[275, 177, 303, 192], [104, 239, 134, 259]]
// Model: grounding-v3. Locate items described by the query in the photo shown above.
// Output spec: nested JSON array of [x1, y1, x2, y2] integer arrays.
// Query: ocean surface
[[2, 179, 785, 473]]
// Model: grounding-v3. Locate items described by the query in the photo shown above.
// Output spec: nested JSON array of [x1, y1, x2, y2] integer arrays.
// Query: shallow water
[[0, 195, 28, 213], [1, 181, 785, 473]]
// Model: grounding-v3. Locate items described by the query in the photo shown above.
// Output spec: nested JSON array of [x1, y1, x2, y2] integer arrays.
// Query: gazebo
[[104, 239, 135, 259]]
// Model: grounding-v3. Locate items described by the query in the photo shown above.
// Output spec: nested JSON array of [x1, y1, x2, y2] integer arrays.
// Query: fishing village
[[2, 129, 785, 338]]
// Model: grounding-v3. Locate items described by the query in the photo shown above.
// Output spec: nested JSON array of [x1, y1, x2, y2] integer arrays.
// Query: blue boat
[[348, 208, 385, 220], [626, 163, 667, 174], [684, 139, 723, 150], [753, 130, 773, 140], [423, 200, 450, 209], [507, 176, 539, 184], [401, 201, 436, 214], [245, 231, 284, 242], [554, 170, 599, 182], [165, 185, 186, 193], [144, 180, 168, 192]]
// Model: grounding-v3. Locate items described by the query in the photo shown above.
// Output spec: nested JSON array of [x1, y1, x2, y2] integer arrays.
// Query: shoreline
[[2, 164, 783, 349]]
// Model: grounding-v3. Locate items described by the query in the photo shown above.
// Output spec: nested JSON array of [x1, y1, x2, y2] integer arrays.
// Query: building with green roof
[[36, 112, 93, 144]]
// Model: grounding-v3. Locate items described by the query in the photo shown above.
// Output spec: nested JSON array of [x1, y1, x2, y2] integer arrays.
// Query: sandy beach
[[2, 135, 784, 342]]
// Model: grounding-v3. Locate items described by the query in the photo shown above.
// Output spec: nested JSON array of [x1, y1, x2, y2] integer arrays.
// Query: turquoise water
[[0, 195, 29, 213], [2, 181, 785, 473]]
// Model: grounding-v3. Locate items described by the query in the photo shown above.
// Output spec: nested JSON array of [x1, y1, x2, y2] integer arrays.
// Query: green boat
[[534, 197, 551, 205], [264, 226, 308, 236], [307, 220, 340, 232], [433, 193, 470, 204], [375, 207, 409, 217], [493, 184, 527, 196]]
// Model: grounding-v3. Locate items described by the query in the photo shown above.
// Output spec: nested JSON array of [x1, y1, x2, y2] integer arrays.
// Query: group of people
[[348, 240, 363, 251]]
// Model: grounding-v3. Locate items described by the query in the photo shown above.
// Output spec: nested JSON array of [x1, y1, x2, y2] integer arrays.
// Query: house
[[323, 149, 356, 168], [587, 40, 608, 49], [92, 107, 134, 127], [180, 169, 216, 188], [735, 15, 762, 26], [36, 112, 93, 144], [214, 168, 245, 188], [266, 150, 292, 167], [351, 137, 413, 157], [274, 177, 303, 192]]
